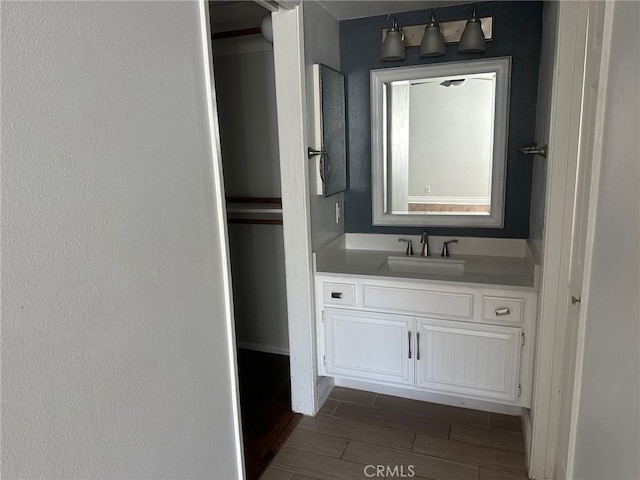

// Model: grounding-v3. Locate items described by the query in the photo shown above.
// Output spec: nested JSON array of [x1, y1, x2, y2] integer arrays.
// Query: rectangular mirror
[[371, 57, 511, 227]]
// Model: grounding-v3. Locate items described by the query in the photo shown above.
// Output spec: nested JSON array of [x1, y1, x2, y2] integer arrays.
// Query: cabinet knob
[[495, 307, 510, 316], [331, 292, 343, 299]]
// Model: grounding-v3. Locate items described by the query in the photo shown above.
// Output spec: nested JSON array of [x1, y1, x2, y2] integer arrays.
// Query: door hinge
[[323, 355, 326, 366], [521, 332, 525, 347], [518, 384, 522, 397], [322, 311, 325, 322]]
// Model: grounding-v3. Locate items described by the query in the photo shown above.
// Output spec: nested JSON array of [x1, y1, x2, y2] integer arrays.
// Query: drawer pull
[[495, 307, 511, 316], [331, 292, 343, 299], [417, 332, 420, 360], [408, 331, 412, 359]]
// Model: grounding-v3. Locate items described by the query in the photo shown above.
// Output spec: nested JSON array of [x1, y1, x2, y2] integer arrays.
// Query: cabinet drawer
[[323, 282, 356, 306], [482, 296, 524, 323], [362, 285, 473, 320]]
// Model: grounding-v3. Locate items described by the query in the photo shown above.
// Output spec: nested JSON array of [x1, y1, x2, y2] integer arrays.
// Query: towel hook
[[519, 144, 548, 158], [307, 147, 329, 184]]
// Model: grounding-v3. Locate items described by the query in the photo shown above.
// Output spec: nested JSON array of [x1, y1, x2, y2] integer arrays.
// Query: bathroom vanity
[[314, 236, 538, 408], [312, 55, 539, 411]]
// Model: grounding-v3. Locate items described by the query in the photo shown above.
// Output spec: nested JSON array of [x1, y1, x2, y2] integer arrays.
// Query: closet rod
[[227, 197, 282, 208], [212, 27, 262, 40], [227, 218, 283, 226], [226, 196, 282, 206]]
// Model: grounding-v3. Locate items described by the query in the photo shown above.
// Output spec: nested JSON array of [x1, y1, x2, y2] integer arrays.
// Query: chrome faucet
[[420, 232, 430, 257], [441, 239, 458, 257], [398, 238, 414, 256]]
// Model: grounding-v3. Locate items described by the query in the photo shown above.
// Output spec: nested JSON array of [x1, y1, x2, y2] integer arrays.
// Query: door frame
[[271, 4, 319, 415], [558, 2, 614, 477], [267, 3, 617, 475], [200, 1, 245, 477], [528, 2, 611, 478]]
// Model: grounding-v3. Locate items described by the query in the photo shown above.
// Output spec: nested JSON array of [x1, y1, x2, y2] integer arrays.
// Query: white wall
[[213, 41, 281, 198], [571, 2, 640, 478], [228, 223, 289, 354], [213, 36, 289, 354], [408, 78, 494, 200], [303, 1, 344, 250], [1, 2, 242, 478]]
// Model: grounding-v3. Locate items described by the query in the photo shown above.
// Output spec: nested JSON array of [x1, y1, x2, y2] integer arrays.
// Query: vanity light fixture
[[419, 13, 446, 57], [380, 11, 492, 60], [381, 17, 405, 61], [458, 8, 486, 53]]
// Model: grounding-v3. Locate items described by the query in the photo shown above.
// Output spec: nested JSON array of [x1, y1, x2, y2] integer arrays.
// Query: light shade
[[261, 14, 273, 43], [381, 18, 405, 61], [419, 13, 445, 57], [458, 9, 486, 53]]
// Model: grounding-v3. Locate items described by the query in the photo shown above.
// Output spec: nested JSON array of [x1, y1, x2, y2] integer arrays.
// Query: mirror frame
[[371, 57, 511, 228]]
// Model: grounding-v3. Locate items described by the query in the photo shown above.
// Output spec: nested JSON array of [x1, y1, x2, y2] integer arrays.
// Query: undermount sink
[[379, 255, 466, 276]]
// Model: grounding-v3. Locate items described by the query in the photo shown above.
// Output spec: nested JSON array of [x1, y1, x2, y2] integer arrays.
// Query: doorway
[[208, 2, 300, 478]]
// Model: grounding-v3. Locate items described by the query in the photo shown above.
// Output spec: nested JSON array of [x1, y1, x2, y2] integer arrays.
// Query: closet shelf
[[226, 197, 283, 225]]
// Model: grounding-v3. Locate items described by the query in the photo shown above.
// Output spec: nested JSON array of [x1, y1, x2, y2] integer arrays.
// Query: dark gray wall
[[340, 1, 543, 238]]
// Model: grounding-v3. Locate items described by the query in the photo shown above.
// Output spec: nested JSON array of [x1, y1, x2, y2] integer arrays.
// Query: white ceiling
[[316, 1, 475, 21], [209, 0, 476, 32]]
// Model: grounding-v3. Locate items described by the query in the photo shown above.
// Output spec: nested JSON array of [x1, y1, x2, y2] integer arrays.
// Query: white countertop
[[315, 248, 537, 291]]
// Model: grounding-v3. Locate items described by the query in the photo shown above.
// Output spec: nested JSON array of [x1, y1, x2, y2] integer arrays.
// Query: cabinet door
[[416, 318, 522, 402], [324, 308, 413, 385]]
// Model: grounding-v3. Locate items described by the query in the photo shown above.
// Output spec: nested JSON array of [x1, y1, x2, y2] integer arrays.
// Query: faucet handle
[[397, 238, 414, 256], [441, 239, 458, 258]]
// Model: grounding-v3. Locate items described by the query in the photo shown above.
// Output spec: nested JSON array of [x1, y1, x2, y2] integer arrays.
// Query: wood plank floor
[[237, 349, 301, 480], [262, 387, 528, 480]]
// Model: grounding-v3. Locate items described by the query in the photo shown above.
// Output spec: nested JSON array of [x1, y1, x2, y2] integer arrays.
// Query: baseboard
[[237, 342, 289, 356], [334, 377, 524, 416], [315, 376, 335, 415], [407, 195, 490, 205]]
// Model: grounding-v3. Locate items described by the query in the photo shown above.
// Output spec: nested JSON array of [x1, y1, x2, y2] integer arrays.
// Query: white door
[[416, 318, 522, 402], [555, 2, 607, 477], [324, 308, 414, 385], [529, 2, 609, 477]]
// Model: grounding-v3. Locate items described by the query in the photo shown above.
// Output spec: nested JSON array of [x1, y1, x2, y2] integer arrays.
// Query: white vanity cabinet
[[324, 309, 414, 386], [415, 318, 522, 403], [316, 274, 537, 407]]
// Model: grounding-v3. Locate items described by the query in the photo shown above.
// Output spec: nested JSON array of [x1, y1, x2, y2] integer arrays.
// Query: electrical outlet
[[335, 202, 342, 224], [425, 185, 431, 193]]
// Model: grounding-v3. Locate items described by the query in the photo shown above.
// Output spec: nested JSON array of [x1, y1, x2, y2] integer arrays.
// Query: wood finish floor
[[262, 387, 528, 480], [237, 349, 301, 480]]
